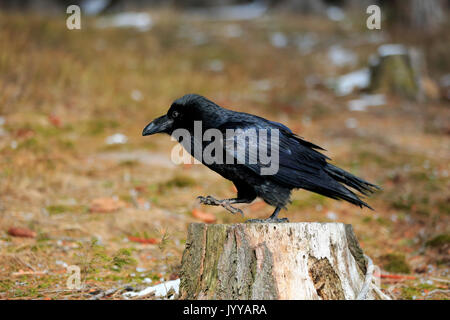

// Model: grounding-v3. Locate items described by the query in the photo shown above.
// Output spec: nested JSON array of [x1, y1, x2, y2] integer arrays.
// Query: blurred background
[[0, 0, 449, 299]]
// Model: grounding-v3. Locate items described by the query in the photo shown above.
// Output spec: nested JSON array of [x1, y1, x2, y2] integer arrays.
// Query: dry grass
[[0, 10, 449, 299]]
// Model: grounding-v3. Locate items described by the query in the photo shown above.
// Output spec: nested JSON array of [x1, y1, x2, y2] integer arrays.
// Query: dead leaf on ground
[[48, 114, 62, 127], [128, 236, 158, 244], [90, 197, 127, 213], [8, 227, 36, 238]]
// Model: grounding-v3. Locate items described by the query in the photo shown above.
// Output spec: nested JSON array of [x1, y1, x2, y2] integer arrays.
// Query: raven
[[143, 94, 380, 223]]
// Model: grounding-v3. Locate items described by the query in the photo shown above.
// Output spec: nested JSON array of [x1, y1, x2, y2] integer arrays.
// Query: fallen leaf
[[192, 208, 216, 223], [15, 128, 34, 139], [8, 227, 36, 238], [128, 236, 158, 244], [134, 185, 147, 193], [48, 114, 62, 127], [90, 197, 126, 213]]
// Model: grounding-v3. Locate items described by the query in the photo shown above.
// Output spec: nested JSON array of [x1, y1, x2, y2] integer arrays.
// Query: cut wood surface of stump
[[180, 223, 380, 300]]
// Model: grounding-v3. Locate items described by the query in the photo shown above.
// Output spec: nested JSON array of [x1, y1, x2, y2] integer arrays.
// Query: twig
[[357, 255, 392, 300], [89, 286, 128, 300], [11, 270, 48, 276], [426, 289, 450, 297], [378, 274, 416, 280], [371, 283, 393, 300], [10, 255, 36, 272], [428, 277, 450, 284]]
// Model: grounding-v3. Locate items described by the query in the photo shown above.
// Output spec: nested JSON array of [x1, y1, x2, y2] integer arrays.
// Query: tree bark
[[388, 0, 446, 33], [180, 222, 380, 300]]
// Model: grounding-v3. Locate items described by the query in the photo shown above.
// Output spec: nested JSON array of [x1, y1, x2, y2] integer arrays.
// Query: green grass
[[380, 253, 411, 274]]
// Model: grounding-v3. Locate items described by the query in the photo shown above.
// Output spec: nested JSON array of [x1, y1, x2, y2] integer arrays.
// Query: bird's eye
[[172, 111, 180, 118]]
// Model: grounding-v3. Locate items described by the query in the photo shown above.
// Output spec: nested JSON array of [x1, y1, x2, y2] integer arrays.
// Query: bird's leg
[[197, 196, 252, 216], [245, 207, 289, 223]]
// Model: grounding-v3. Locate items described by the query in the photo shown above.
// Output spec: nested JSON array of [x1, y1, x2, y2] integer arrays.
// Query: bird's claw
[[197, 196, 244, 216], [222, 202, 244, 216], [197, 195, 220, 206]]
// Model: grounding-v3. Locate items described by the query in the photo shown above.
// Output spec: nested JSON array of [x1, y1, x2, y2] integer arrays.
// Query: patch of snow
[[378, 44, 407, 57], [252, 79, 272, 91], [55, 260, 68, 268], [143, 278, 152, 284], [207, 59, 224, 72], [192, 32, 209, 46], [326, 6, 345, 22], [96, 12, 153, 32], [224, 24, 243, 38], [81, 0, 110, 16], [326, 211, 338, 221], [348, 94, 386, 111], [328, 45, 357, 67], [106, 133, 128, 145], [270, 32, 288, 48], [345, 118, 358, 129], [193, 2, 267, 21], [295, 33, 318, 55], [123, 278, 180, 299], [131, 89, 143, 102], [333, 68, 370, 96], [178, 28, 209, 46]]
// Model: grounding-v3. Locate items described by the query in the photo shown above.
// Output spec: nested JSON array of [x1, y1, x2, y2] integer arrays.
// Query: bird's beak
[[142, 115, 174, 136]]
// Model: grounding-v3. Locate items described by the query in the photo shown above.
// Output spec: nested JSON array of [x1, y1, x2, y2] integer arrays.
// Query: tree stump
[[369, 44, 424, 101], [179, 223, 380, 300]]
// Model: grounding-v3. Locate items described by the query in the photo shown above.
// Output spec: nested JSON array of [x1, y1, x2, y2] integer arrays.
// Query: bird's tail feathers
[[324, 164, 380, 193], [303, 163, 380, 210]]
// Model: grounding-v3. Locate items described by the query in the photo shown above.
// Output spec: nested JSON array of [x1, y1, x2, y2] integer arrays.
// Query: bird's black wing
[[219, 118, 377, 208]]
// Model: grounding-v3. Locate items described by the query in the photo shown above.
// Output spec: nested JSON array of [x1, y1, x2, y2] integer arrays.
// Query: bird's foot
[[245, 217, 289, 223], [197, 196, 243, 216]]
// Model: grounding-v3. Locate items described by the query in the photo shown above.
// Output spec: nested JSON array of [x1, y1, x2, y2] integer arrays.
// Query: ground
[[0, 9, 448, 299]]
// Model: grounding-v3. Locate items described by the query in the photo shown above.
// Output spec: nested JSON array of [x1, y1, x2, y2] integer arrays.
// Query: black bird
[[143, 94, 380, 223]]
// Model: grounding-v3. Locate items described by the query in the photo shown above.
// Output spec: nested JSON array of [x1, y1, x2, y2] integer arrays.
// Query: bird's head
[[142, 94, 223, 136]]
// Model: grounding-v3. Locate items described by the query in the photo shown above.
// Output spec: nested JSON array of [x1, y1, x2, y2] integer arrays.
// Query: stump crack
[[344, 224, 367, 275], [197, 224, 208, 289], [308, 255, 345, 300]]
